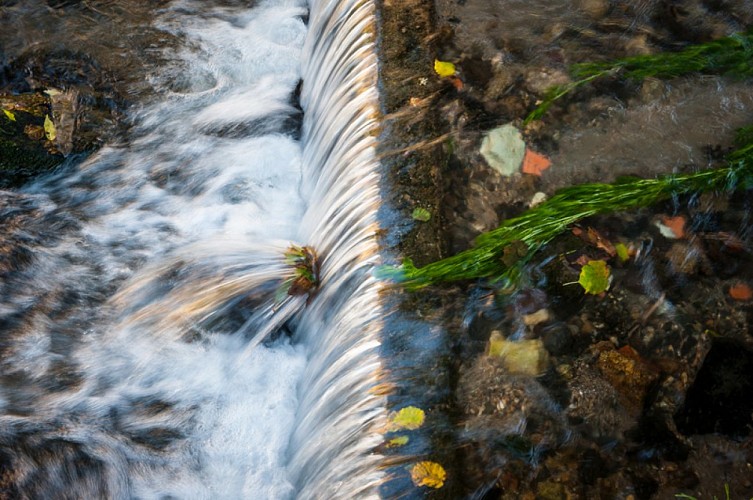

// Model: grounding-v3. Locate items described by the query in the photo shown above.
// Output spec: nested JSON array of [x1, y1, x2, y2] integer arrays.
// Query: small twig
[[641, 292, 666, 324], [377, 132, 454, 160]]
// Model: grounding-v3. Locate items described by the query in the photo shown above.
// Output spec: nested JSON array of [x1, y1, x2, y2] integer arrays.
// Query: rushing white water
[[0, 0, 384, 497], [289, 0, 385, 496]]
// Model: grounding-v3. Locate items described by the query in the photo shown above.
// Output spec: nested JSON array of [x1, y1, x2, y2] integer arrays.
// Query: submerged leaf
[[615, 243, 630, 263], [729, 282, 753, 301], [521, 148, 551, 176], [44, 114, 56, 141], [412, 207, 431, 222], [660, 215, 686, 239], [572, 226, 616, 256], [487, 332, 550, 376], [411, 461, 446, 488], [578, 259, 611, 294], [387, 435, 410, 447], [3, 109, 16, 122], [434, 59, 456, 77], [389, 406, 425, 431]]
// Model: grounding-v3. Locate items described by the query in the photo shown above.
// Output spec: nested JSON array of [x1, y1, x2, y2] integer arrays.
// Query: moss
[[0, 137, 62, 187], [0, 93, 66, 187]]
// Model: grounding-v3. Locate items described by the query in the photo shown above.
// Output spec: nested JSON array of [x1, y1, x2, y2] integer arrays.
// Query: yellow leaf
[[389, 406, 425, 431], [3, 109, 16, 122], [44, 114, 57, 141], [411, 461, 446, 489], [387, 435, 409, 447], [434, 59, 456, 77]]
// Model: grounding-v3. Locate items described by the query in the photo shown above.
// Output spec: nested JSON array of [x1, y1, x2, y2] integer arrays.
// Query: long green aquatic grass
[[525, 30, 753, 123], [388, 128, 753, 290]]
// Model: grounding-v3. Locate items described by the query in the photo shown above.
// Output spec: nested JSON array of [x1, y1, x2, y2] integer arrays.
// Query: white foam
[[10, 1, 312, 498]]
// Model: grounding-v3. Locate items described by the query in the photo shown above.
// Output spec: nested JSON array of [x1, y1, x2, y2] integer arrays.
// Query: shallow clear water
[[1, 0, 384, 497]]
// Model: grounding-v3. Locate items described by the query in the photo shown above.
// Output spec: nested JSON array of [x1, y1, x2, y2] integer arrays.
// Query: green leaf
[[387, 435, 410, 447], [615, 243, 630, 263], [412, 207, 431, 222], [389, 406, 425, 431], [44, 114, 56, 141], [3, 109, 16, 122], [578, 259, 611, 294]]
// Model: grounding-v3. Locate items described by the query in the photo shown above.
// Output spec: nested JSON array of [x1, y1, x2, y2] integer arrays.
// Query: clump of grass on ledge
[[384, 127, 753, 290], [525, 29, 753, 124]]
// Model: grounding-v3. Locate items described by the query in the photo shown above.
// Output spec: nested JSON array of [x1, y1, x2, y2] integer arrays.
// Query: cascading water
[[0, 0, 384, 498]]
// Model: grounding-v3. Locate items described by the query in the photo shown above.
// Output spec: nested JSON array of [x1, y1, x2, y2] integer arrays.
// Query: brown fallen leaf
[[521, 148, 551, 176], [574, 254, 591, 267], [572, 226, 616, 257]]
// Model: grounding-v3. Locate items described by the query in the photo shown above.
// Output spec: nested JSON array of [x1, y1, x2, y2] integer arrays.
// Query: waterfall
[[0, 0, 384, 497], [290, 0, 386, 496]]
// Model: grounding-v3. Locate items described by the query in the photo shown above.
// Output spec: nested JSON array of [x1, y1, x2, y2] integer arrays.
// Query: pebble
[[523, 308, 550, 326], [529, 191, 547, 207], [576, 0, 609, 19], [581, 320, 594, 335]]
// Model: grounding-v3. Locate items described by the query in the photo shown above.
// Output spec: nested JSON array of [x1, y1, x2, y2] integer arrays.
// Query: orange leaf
[[449, 76, 464, 90], [521, 148, 551, 176], [660, 215, 686, 239], [729, 282, 753, 301]]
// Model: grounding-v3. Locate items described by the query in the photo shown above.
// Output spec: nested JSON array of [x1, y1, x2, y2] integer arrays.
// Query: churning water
[[0, 0, 384, 498]]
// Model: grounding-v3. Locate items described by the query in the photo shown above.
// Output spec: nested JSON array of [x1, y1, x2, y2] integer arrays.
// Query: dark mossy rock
[[0, 93, 64, 187], [0, 1, 188, 188]]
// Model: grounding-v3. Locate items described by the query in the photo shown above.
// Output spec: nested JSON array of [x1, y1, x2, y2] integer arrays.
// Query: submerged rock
[[594, 345, 660, 415], [480, 123, 526, 177], [567, 361, 634, 441], [457, 355, 567, 488]]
